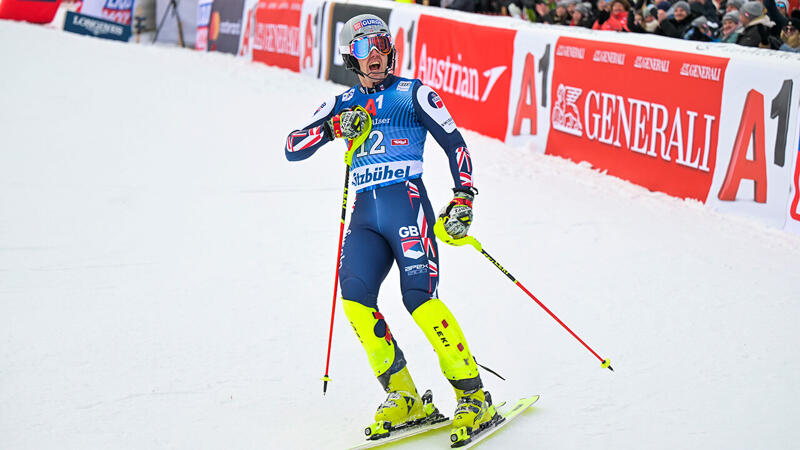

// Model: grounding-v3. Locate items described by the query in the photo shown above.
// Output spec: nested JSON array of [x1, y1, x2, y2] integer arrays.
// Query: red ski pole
[[321, 108, 372, 395], [433, 219, 613, 372]]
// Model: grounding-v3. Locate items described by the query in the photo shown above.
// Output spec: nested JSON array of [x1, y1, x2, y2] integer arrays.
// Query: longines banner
[[208, 0, 246, 54]]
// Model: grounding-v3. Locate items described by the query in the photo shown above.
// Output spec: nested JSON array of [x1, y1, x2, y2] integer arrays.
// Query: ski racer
[[284, 14, 496, 446]]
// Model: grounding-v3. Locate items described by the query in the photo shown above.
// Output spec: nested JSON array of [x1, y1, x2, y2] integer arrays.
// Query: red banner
[[414, 16, 515, 141], [545, 37, 729, 201], [0, 0, 61, 23], [252, 0, 302, 72]]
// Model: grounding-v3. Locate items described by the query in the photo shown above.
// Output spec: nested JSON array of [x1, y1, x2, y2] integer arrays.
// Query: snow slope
[[2, 21, 800, 450]]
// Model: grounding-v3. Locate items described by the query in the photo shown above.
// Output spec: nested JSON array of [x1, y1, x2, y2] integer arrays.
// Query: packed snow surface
[[2, 21, 800, 450]]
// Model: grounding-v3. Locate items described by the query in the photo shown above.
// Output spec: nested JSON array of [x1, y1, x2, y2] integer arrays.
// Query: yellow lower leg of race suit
[[342, 298, 486, 428]]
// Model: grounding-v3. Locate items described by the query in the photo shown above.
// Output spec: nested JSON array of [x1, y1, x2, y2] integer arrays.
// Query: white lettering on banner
[[679, 63, 721, 81], [220, 21, 241, 36], [553, 84, 714, 172], [417, 44, 506, 102], [351, 161, 424, 191], [254, 23, 300, 55], [72, 15, 125, 36], [633, 56, 670, 73], [592, 50, 625, 66], [556, 45, 585, 59], [104, 0, 133, 10]]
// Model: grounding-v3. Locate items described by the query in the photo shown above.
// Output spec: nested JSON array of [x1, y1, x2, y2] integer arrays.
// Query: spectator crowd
[[404, 0, 800, 51]]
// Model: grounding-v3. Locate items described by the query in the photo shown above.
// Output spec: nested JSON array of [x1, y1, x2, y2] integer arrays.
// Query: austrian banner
[[414, 16, 515, 141], [546, 36, 729, 201]]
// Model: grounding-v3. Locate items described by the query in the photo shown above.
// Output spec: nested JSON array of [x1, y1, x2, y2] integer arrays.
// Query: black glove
[[438, 188, 477, 239]]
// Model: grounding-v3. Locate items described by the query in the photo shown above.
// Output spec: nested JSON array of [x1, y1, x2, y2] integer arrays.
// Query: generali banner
[[546, 36, 729, 201]]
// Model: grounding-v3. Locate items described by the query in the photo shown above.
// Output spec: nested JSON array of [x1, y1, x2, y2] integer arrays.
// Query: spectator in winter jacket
[[720, 11, 744, 42], [779, 17, 800, 51], [689, 0, 720, 21], [736, 1, 782, 48], [656, 1, 696, 37], [533, 0, 556, 23], [725, 0, 745, 12], [570, 3, 595, 27], [548, 1, 572, 24], [628, 3, 660, 32], [593, 0, 632, 30], [774, 0, 789, 17]]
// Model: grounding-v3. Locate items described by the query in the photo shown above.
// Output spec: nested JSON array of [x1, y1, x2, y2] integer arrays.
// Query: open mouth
[[368, 61, 381, 72]]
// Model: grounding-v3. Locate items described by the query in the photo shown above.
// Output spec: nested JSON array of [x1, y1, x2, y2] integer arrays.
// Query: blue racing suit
[[285, 74, 475, 315]]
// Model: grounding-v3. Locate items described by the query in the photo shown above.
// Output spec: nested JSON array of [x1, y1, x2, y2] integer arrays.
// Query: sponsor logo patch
[[397, 81, 413, 92], [354, 18, 382, 31], [391, 138, 409, 146], [428, 92, 443, 109], [342, 89, 355, 101]]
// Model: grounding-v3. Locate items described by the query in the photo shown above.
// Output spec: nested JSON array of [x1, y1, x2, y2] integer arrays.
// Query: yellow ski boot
[[364, 366, 445, 440], [449, 388, 500, 447]]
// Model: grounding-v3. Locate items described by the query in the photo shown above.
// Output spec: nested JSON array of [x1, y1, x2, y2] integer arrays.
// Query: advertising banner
[[327, 3, 392, 87], [546, 36, 729, 201], [207, 0, 246, 54], [196, 0, 213, 51], [386, 8, 421, 80], [413, 15, 515, 141], [78, 0, 135, 25], [0, 0, 61, 23], [505, 28, 558, 152], [705, 56, 800, 230], [63, 10, 132, 40], [299, 0, 328, 79], [252, 0, 302, 71]]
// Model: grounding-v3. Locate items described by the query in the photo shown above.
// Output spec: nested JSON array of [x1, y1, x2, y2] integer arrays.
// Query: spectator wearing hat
[[720, 11, 744, 41], [779, 17, 800, 51], [570, 3, 596, 27], [725, 0, 745, 12], [593, 0, 632, 30], [774, 0, 789, 17], [532, 0, 557, 23], [549, 1, 572, 24], [736, 1, 782, 47], [656, 0, 697, 37]]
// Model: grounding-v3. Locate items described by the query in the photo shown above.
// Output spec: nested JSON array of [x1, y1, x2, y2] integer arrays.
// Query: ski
[[451, 395, 540, 448], [348, 416, 451, 449]]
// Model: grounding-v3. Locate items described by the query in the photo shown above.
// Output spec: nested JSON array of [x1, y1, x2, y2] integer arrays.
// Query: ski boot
[[364, 367, 446, 440], [449, 388, 502, 447]]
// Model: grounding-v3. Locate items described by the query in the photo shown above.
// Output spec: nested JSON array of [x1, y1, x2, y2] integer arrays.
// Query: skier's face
[[357, 48, 388, 86]]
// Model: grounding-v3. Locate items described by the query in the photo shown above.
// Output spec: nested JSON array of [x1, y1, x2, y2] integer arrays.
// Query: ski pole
[[433, 218, 613, 372], [321, 107, 372, 395]]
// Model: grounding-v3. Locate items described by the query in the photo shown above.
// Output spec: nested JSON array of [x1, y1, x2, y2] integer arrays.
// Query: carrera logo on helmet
[[391, 138, 409, 146], [353, 18, 382, 31]]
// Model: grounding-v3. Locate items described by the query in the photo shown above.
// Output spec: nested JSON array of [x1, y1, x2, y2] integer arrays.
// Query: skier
[[284, 14, 496, 445]]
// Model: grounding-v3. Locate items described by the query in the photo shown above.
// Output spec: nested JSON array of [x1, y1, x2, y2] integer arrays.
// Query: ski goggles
[[349, 33, 393, 59]]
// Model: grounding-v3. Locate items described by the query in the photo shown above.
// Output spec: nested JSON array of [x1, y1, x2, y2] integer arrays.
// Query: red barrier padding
[[0, 0, 62, 24]]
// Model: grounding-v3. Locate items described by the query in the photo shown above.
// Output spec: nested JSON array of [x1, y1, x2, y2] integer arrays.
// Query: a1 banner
[[252, 0, 302, 71], [413, 15, 515, 142], [505, 28, 558, 152], [299, 0, 327, 79], [208, 0, 246, 54], [387, 8, 421, 80], [546, 36, 729, 201], [705, 54, 800, 231]]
